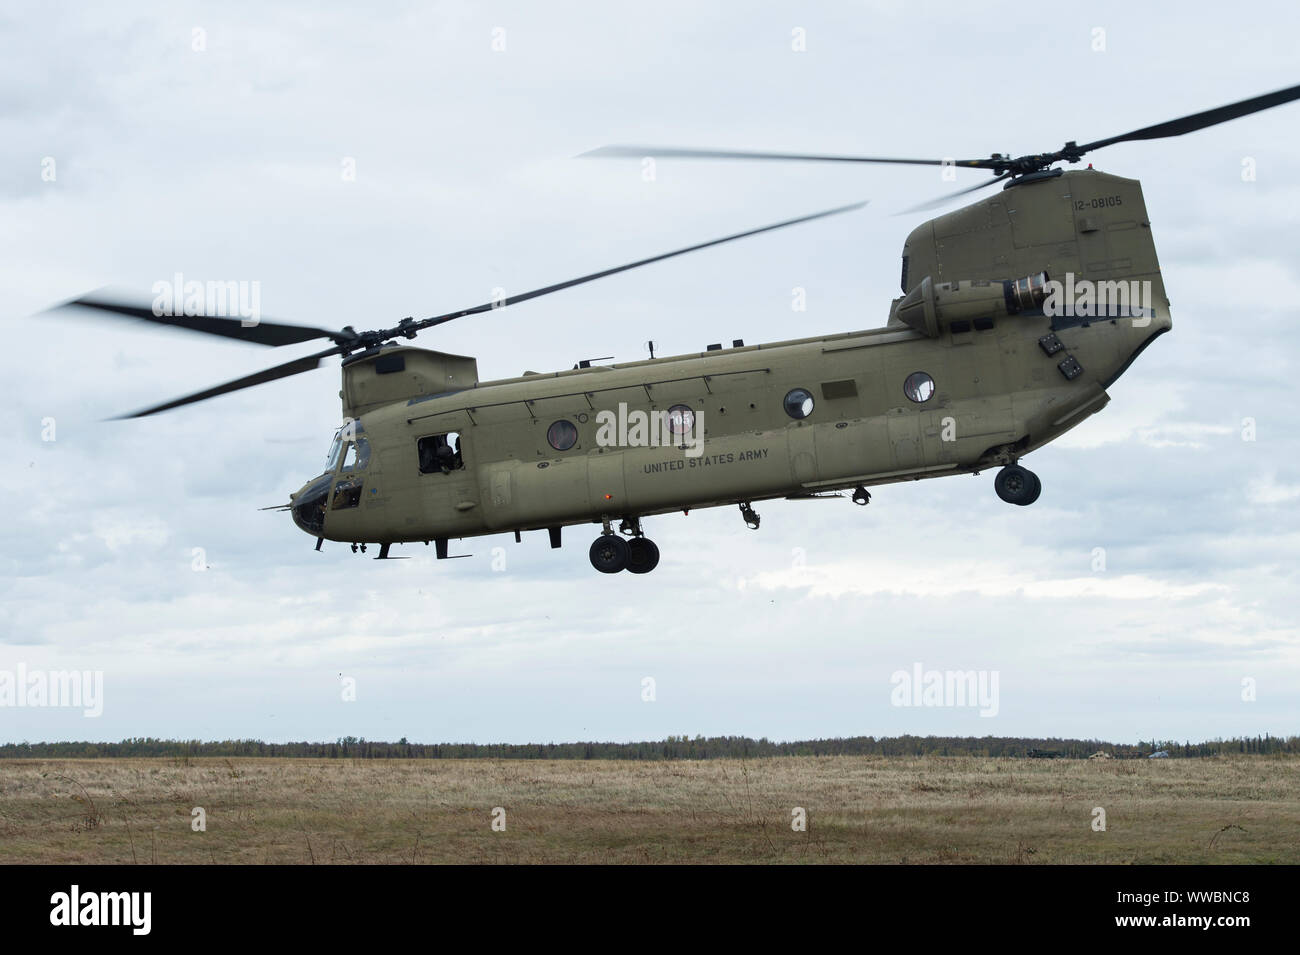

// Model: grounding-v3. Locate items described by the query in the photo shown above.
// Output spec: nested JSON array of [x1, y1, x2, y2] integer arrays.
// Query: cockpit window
[[341, 437, 370, 472], [326, 420, 367, 472], [331, 478, 363, 510], [326, 432, 345, 472]]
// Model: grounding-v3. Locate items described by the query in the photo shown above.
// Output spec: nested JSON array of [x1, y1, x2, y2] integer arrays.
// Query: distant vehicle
[[1148, 751, 1170, 759]]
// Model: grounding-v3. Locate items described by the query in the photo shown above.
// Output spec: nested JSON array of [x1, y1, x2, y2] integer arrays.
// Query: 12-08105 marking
[[1074, 195, 1123, 210]]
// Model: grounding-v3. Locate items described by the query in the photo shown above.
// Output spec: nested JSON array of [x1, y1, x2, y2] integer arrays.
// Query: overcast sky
[[3, 0, 1298, 745]]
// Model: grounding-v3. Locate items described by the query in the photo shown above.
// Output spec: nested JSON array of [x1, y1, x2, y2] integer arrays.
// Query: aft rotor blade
[[411, 200, 868, 332], [111, 349, 337, 419], [896, 171, 1012, 215], [60, 293, 341, 347], [581, 144, 994, 168], [1076, 83, 1300, 154]]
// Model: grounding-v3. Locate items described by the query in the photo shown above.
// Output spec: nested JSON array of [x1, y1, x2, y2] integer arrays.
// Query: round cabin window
[[547, 419, 578, 451], [904, 372, 935, 403], [783, 388, 815, 419], [666, 404, 696, 435]]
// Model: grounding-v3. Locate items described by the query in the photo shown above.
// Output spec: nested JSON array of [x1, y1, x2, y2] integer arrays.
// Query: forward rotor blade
[[112, 349, 336, 419], [896, 171, 1012, 215], [411, 200, 868, 332], [1076, 83, 1300, 154], [60, 293, 340, 347]]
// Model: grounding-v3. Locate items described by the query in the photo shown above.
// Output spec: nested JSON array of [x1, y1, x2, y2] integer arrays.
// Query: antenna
[[646, 340, 656, 359]]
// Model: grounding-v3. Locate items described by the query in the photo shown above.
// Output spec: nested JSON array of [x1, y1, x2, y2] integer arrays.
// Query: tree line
[[0, 734, 1295, 760]]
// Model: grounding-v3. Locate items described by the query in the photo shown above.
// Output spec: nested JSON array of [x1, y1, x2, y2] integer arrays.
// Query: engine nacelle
[[892, 272, 1048, 337]]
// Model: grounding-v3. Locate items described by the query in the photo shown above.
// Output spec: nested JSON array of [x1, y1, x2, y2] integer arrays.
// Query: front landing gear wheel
[[589, 534, 629, 573], [625, 537, 660, 574], [994, 464, 1041, 506]]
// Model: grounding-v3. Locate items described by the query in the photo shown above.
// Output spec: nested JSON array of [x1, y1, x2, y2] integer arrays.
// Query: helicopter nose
[[291, 474, 332, 537]]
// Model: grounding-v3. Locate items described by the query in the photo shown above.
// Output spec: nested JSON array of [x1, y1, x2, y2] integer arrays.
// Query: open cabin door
[[414, 413, 481, 531]]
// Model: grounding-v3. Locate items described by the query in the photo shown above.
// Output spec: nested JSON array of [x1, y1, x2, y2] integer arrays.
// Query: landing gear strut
[[739, 502, 760, 530], [994, 463, 1041, 506]]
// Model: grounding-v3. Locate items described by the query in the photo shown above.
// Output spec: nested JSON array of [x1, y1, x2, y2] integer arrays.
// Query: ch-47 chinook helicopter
[[63, 84, 1300, 574]]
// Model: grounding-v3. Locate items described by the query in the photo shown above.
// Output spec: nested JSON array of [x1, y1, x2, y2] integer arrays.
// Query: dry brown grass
[[1, 754, 1296, 864]]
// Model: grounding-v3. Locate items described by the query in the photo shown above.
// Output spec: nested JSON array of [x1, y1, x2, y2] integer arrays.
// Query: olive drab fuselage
[[290, 167, 1172, 553]]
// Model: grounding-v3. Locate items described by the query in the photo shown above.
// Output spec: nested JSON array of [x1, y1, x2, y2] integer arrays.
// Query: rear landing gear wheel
[[625, 537, 660, 574], [589, 534, 629, 573], [1025, 470, 1041, 505], [994, 464, 1041, 506]]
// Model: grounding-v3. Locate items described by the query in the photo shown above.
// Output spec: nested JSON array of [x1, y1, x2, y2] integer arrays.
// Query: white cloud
[[744, 565, 1229, 602], [1248, 473, 1300, 505]]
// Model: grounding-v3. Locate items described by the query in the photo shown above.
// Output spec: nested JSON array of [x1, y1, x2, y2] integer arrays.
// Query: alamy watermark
[[151, 272, 261, 327], [50, 885, 150, 935], [890, 663, 999, 717], [0, 664, 103, 717], [1042, 272, 1153, 326], [595, 402, 703, 457]]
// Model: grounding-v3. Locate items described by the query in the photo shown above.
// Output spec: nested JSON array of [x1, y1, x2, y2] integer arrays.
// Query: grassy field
[[1, 755, 1296, 864]]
